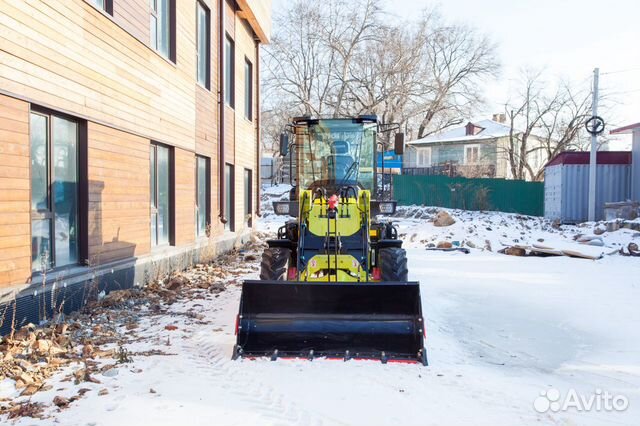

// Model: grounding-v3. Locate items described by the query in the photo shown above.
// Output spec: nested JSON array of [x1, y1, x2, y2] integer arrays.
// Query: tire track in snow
[[184, 327, 332, 426]]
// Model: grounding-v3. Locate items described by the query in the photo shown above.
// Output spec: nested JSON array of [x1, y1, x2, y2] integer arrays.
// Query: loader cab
[[292, 117, 376, 195], [273, 115, 404, 216]]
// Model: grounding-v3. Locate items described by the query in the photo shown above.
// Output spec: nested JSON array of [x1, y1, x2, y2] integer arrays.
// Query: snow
[[2, 196, 640, 425], [407, 119, 513, 146]]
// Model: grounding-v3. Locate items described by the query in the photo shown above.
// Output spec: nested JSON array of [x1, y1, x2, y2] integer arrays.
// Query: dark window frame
[[150, 142, 175, 247], [224, 34, 235, 108], [88, 0, 113, 15], [224, 163, 235, 231], [150, 0, 177, 63], [196, 1, 211, 89], [195, 155, 211, 238], [29, 106, 88, 273], [244, 57, 253, 121], [244, 168, 252, 227]]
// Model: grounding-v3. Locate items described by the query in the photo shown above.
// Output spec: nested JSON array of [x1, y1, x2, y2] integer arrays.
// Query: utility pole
[[588, 67, 599, 222]]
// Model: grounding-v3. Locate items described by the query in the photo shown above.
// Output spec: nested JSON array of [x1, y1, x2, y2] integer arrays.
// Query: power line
[[600, 88, 640, 95], [601, 67, 640, 76]]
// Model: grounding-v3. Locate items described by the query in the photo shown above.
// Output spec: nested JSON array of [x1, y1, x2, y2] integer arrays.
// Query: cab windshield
[[295, 119, 376, 193]]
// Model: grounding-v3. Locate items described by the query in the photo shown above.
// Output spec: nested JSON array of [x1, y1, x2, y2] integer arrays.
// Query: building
[[611, 122, 640, 202], [377, 150, 403, 174], [404, 115, 548, 181], [0, 0, 271, 331], [544, 151, 632, 223]]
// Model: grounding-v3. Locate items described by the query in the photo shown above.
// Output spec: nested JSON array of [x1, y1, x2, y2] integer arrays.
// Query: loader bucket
[[233, 280, 427, 365]]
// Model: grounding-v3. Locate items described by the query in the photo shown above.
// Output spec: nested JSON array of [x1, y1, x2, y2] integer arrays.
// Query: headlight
[[274, 202, 290, 215], [378, 202, 395, 214]]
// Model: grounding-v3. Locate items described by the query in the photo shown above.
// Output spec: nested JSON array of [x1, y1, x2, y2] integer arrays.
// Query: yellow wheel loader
[[233, 116, 427, 365]]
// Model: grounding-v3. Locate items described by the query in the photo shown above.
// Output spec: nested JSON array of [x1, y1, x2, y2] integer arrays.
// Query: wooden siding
[[0, 95, 31, 285], [174, 148, 196, 246], [224, 0, 236, 35], [112, 0, 150, 44], [237, 0, 271, 43], [231, 17, 258, 232], [195, 0, 220, 235], [0, 1, 269, 288], [88, 122, 150, 264], [195, 85, 220, 235], [0, 0, 196, 151]]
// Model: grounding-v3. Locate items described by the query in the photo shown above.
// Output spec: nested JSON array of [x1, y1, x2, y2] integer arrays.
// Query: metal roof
[[610, 122, 640, 135], [546, 151, 632, 167], [407, 119, 512, 146]]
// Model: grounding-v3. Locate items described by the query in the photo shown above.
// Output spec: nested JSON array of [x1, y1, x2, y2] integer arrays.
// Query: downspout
[[218, 0, 227, 225], [255, 37, 261, 216]]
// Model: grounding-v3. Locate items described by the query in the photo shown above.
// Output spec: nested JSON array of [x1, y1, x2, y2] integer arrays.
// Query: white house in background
[[404, 115, 549, 181]]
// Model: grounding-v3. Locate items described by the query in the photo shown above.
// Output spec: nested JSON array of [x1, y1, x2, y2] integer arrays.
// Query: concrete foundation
[[0, 231, 252, 335]]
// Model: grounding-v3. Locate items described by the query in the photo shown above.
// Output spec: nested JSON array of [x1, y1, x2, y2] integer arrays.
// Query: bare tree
[[413, 17, 499, 138], [501, 71, 593, 181], [261, 1, 499, 147], [261, 0, 383, 118]]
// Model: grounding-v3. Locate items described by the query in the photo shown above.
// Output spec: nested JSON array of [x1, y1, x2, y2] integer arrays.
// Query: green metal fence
[[393, 175, 544, 216]]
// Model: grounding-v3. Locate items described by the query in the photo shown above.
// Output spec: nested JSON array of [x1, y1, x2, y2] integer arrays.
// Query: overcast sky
[[271, 0, 640, 146]]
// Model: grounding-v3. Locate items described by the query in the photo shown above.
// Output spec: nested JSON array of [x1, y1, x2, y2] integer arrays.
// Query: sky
[[271, 0, 640, 148]]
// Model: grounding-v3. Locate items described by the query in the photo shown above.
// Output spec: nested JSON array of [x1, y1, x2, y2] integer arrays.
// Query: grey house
[[404, 116, 548, 180]]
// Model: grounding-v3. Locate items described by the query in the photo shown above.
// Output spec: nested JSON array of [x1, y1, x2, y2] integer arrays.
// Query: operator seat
[[327, 140, 355, 181]]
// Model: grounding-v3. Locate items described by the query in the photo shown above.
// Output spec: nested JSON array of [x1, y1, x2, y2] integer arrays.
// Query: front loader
[[233, 115, 427, 365]]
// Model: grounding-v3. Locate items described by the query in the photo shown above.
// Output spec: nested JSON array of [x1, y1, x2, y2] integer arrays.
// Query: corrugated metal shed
[[544, 152, 632, 223]]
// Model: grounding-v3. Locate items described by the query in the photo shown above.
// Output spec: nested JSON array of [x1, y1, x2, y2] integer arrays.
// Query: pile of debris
[[0, 239, 264, 421], [498, 234, 617, 260], [0, 317, 126, 419]]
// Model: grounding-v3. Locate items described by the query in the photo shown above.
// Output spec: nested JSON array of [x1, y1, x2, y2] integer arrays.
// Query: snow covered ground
[[2, 185, 640, 425]]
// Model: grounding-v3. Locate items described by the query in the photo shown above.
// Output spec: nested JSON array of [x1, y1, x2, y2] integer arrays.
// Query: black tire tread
[[259, 247, 291, 281], [379, 247, 409, 281]]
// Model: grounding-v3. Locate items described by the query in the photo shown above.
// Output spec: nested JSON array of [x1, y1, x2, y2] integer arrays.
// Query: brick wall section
[[87, 122, 150, 264], [0, 95, 31, 285], [174, 148, 196, 246]]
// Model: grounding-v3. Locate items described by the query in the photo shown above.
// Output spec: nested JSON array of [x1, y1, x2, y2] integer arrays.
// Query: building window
[[150, 0, 175, 61], [30, 111, 80, 271], [196, 2, 210, 88], [416, 147, 431, 167], [196, 156, 210, 237], [244, 58, 253, 121], [224, 164, 234, 231], [244, 169, 252, 227], [224, 35, 235, 107], [464, 145, 480, 164], [150, 143, 172, 246], [89, 0, 113, 14]]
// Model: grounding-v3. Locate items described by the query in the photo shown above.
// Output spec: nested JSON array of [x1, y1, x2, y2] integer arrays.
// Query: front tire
[[260, 247, 291, 280], [379, 247, 409, 281]]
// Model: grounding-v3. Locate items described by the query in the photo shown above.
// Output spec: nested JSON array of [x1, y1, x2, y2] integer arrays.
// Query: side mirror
[[394, 133, 405, 155], [279, 132, 289, 157]]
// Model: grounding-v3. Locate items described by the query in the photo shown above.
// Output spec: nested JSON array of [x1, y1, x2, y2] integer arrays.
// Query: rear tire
[[260, 247, 291, 280], [379, 247, 409, 281]]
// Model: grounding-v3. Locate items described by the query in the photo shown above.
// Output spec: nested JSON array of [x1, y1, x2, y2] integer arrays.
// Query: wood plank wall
[[0, 95, 31, 285], [112, 0, 150, 43], [231, 17, 258, 232], [196, 0, 220, 236], [0, 0, 196, 151], [0, 0, 267, 287], [174, 148, 196, 246], [87, 122, 150, 264]]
